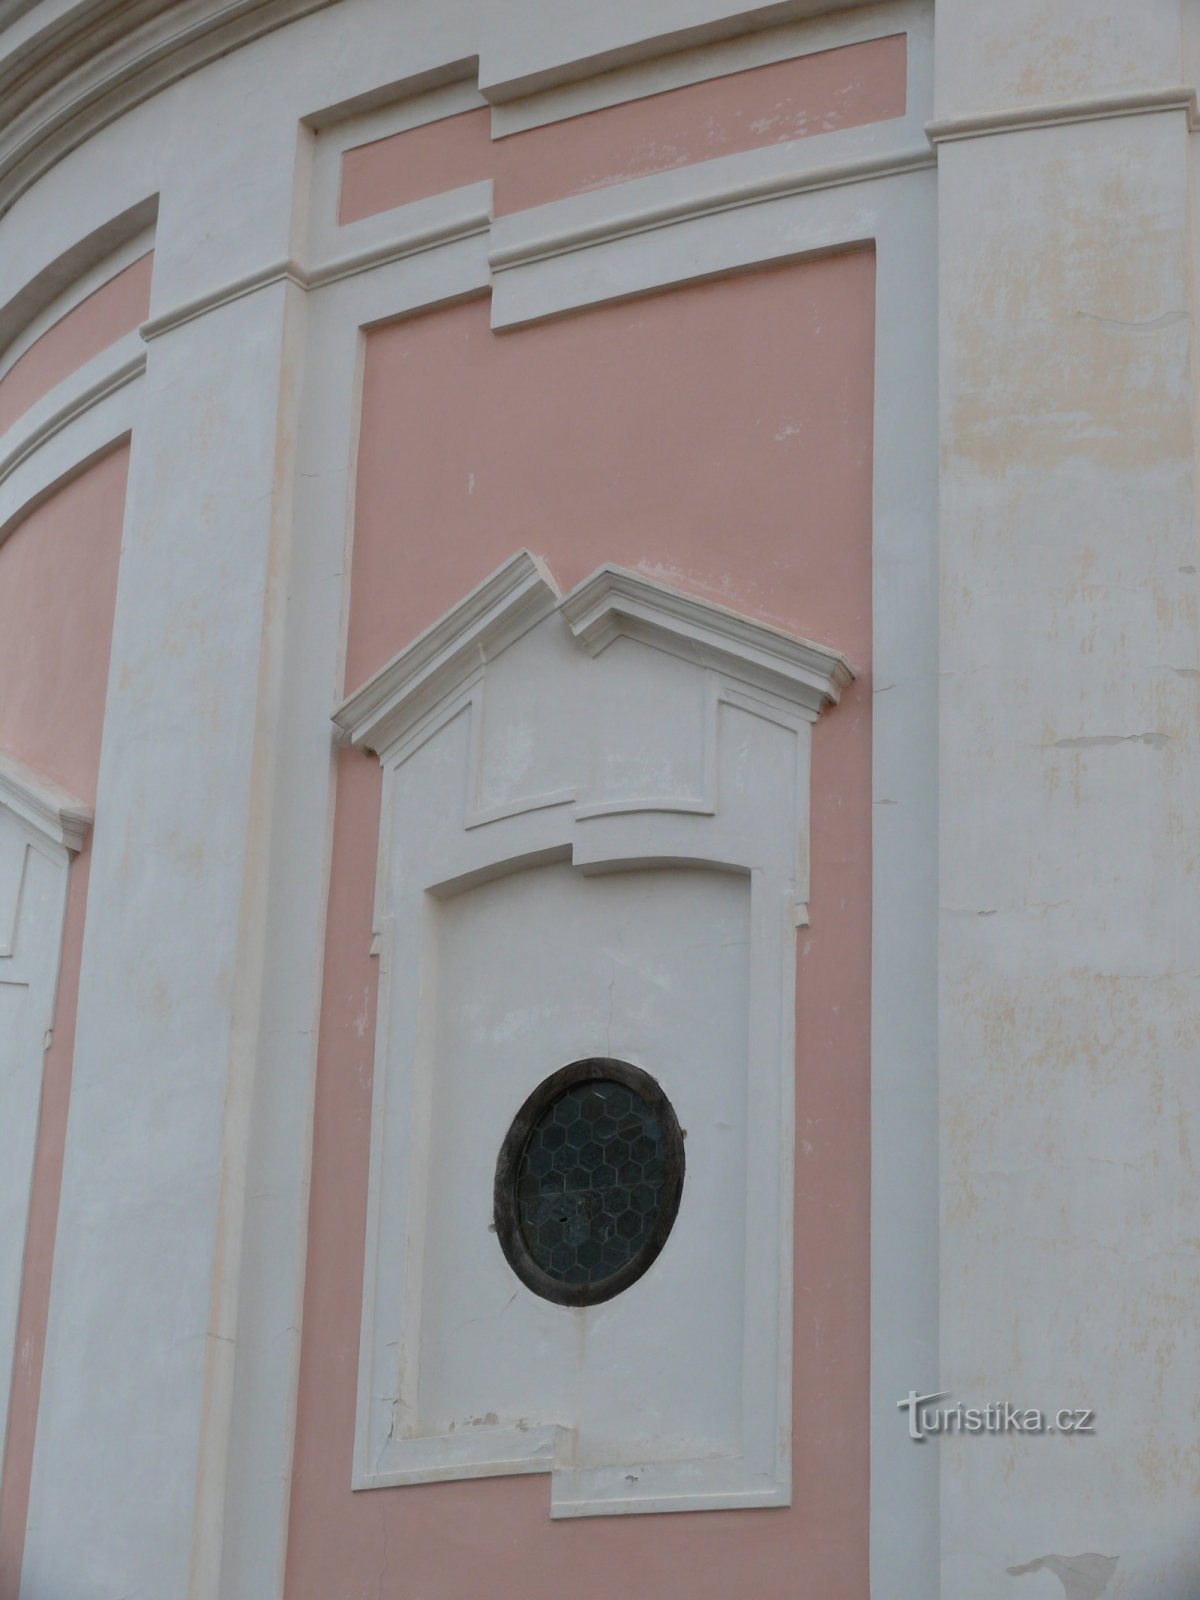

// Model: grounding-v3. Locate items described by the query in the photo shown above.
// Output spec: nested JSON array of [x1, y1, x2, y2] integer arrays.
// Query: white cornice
[[926, 85, 1199, 144], [0, 0, 337, 219], [0, 748, 92, 852], [488, 141, 932, 275], [333, 549, 561, 755], [561, 563, 854, 714], [335, 553, 855, 758], [0, 330, 143, 488]]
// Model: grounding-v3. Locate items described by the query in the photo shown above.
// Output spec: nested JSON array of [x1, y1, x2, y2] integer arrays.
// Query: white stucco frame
[[0, 753, 90, 1476], [334, 552, 853, 1516]]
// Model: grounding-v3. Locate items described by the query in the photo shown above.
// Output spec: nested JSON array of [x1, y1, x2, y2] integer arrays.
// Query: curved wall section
[[0, 253, 151, 435], [0, 4, 942, 1599], [0, 445, 127, 1598]]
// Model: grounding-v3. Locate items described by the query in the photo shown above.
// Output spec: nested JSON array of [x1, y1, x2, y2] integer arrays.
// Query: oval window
[[493, 1058, 685, 1307]]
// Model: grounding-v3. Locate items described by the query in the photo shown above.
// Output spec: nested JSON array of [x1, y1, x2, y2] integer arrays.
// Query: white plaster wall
[[937, 3, 1200, 1593]]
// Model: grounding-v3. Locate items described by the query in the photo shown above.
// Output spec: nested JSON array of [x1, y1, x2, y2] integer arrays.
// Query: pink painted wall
[[288, 248, 875, 1598], [0, 255, 152, 437], [0, 445, 129, 1600], [339, 109, 493, 223], [337, 33, 906, 224]]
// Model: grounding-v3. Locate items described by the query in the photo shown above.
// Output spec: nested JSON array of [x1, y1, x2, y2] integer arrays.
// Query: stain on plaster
[[1052, 732, 1171, 749], [1007, 1552, 1118, 1600]]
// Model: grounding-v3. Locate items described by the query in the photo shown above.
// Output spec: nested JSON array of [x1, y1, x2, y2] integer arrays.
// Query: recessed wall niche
[[333, 550, 852, 1517]]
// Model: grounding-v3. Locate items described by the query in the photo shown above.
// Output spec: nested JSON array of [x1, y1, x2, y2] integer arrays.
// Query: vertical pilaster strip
[[937, 3, 1200, 1592], [20, 278, 305, 1599]]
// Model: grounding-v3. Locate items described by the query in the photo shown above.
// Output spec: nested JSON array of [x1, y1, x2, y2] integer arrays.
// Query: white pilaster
[[937, 3, 1200, 1594]]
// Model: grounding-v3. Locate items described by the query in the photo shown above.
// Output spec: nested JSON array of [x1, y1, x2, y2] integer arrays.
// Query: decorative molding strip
[[336, 553, 856, 759], [139, 259, 307, 342], [0, 194, 157, 362], [489, 0, 920, 137], [141, 194, 492, 337], [0, 749, 92, 853], [307, 184, 493, 290], [489, 141, 933, 273], [477, 0, 883, 103], [561, 563, 855, 714], [0, 334, 143, 489], [926, 85, 1199, 144], [0, 0, 338, 219], [334, 550, 561, 755]]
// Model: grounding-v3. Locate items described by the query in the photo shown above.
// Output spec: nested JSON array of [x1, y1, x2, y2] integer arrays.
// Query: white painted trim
[[0, 802, 71, 1506], [490, 0, 924, 136], [0, 750, 91, 854], [335, 553, 853, 759], [307, 181, 493, 291], [308, 77, 485, 254], [926, 85, 1199, 143], [561, 562, 854, 713], [210, 230, 493, 1600], [0, 0, 340, 217], [0, 378, 137, 549], [334, 549, 560, 755], [0, 328, 143, 488], [477, 0, 888, 103], [139, 262, 308, 342], [136, 183, 493, 337], [348, 589, 816, 1515], [0, 216, 155, 374], [0, 193, 155, 362], [490, 138, 932, 276], [487, 3, 933, 282]]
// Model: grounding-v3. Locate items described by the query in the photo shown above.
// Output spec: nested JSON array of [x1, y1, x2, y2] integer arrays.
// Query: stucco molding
[[345, 559, 836, 1515], [0, 329, 143, 489], [333, 550, 562, 756], [0, 0, 338, 219], [488, 140, 933, 274], [138, 187, 493, 339], [0, 748, 92, 853], [336, 552, 855, 761], [926, 85, 1199, 144], [561, 562, 855, 716]]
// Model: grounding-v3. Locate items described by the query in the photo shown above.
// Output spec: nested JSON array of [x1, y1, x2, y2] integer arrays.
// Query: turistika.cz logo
[[897, 1391, 1096, 1441]]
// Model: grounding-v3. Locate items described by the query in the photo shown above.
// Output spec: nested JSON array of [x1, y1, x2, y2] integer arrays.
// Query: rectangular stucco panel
[[337, 32, 907, 224]]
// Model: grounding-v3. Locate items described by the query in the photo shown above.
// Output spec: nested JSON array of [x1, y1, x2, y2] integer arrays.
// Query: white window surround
[[0, 749, 90, 1475], [0, 749, 92, 854], [333, 551, 852, 1518]]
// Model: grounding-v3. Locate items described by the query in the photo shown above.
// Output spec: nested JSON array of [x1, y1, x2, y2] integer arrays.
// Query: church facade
[[0, 2, 1196, 1597]]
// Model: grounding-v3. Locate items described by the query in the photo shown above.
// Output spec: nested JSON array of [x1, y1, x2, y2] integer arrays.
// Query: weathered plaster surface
[[938, 71, 1200, 1600], [934, 0, 1186, 120]]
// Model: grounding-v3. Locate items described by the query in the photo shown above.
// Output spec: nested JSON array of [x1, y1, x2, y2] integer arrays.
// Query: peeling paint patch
[[1053, 732, 1170, 750], [1007, 1553, 1118, 1600]]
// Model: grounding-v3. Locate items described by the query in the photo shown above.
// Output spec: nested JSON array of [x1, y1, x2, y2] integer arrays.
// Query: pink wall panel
[[338, 34, 907, 224], [289, 249, 875, 1599], [494, 34, 907, 214], [339, 109, 493, 224], [0, 446, 129, 1598], [0, 256, 152, 436]]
